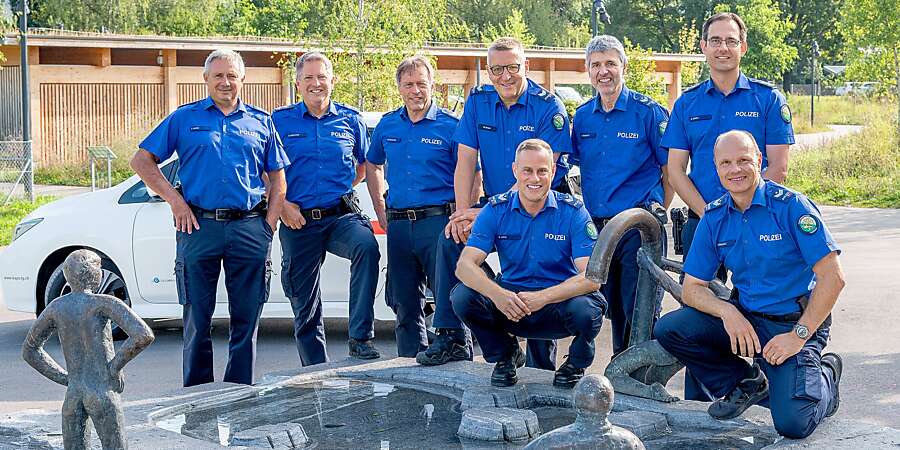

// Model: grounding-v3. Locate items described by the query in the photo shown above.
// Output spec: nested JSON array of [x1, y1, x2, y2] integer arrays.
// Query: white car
[[0, 113, 405, 335]]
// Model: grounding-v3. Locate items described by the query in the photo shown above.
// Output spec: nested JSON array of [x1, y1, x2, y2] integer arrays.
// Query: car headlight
[[12, 218, 43, 242]]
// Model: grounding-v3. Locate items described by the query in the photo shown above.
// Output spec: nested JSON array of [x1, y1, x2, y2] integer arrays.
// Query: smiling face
[[587, 49, 625, 100], [700, 18, 748, 77], [296, 59, 335, 108], [204, 58, 244, 108], [714, 132, 762, 197], [398, 65, 433, 115], [487, 48, 529, 104], [513, 146, 555, 206]]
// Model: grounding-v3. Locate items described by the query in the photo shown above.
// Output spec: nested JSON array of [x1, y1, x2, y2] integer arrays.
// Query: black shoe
[[708, 363, 769, 420], [348, 338, 381, 360], [822, 353, 843, 417], [553, 359, 585, 389], [415, 329, 473, 366], [491, 345, 526, 387]]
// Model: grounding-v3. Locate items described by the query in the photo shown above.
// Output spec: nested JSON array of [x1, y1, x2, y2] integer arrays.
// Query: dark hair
[[702, 12, 748, 43]]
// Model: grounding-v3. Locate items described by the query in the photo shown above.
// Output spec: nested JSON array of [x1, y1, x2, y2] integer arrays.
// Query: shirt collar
[[592, 86, 631, 113], [726, 179, 767, 212], [298, 100, 338, 119], [494, 79, 535, 108], [400, 100, 439, 122], [510, 189, 558, 215], [704, 72, 752, 94], [200, 96, 246, 115]]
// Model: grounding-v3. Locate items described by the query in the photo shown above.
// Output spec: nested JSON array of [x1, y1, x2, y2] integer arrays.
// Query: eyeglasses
[[488, 64, 522, 76], [706, 37, 742, 48]]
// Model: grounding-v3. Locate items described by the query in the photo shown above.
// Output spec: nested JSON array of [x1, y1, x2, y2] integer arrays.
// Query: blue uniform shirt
[[367, 102, 459, 209], [572, 87, 670, 218], [140, 97, 289, 211], [661, 73, 795, 202], [453, 79, 572, 196], [272, 101, 369, 209], [684, 180, 840, 315], [466, 190, 597, 289]]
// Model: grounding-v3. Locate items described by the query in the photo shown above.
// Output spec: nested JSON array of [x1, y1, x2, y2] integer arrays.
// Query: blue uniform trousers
[[279, 213, 380, 366], [451, 281, 606, 369], [175, 216, 273, 387], [654, 306, 837, 439], [594, 222, 667, 356], [681, 214, 728, 400], [432, 235, 558, 369], [385, 213, 448, 357]]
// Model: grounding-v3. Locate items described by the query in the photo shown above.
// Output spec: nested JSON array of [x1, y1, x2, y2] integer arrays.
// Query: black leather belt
[[301, 203, 350, 221], [387, 204, 449, 221], [191, 205, 264, 221], [749, 310, 803, 322], [688, 209, 701, 220]]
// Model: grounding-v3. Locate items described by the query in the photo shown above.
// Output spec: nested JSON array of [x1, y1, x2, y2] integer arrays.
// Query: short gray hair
[[488, 37, 525, 64], [295, 52, 334, 78], [203, 49, 245, 78], [515, 138, 554, 162], [395, 55, 435, 85], [585, 35, 627, 67]]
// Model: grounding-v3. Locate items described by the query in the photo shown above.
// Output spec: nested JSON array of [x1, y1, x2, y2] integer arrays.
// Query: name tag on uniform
[[716, 240, 735, 247], [497, 234, 521, 240], [190, 126, 211, 132], [385, 137, 401, 143], [579, 132, 596, 139], [689, 114, 712, 122], [478, 123, 497, 132], [286, 132, 307, 138]]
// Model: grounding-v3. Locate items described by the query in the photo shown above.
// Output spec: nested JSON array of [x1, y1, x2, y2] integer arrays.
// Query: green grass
[[787, 115, 900, 208], [34, 133, 143, 187], [1, 196, 57, 246], [787, 95, 893, 134]]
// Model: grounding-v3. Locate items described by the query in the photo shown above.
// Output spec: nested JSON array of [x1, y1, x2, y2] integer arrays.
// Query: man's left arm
[[762, 90, 794, 183], [518, 257, 600, 312], [352, 114, 370, 186], [763, 144, 790, 183], [265, 169, 286, 231]]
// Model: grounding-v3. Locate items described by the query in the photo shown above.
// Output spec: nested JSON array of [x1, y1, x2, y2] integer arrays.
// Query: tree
[[482, 9, 536, 46], [714, 0, 798, 81], [841, 0, 900, 137], [777, 0, 845, 88], [624, 40, 668, 106]]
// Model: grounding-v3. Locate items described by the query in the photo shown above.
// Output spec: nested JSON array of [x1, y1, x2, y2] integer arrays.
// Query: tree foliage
[[624, 39, 668, 106]]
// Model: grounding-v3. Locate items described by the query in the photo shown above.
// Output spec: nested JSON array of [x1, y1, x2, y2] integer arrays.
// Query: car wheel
[[44, 253, 132, 341]]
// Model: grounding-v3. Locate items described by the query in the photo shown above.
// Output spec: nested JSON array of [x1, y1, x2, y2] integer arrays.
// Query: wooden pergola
[[1, 30, 704, 166]]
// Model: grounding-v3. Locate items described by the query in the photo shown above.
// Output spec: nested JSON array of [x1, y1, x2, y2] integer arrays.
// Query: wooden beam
[[545, 59, 556, 91], [162, 50, 178, 112], [667, 62, 682, 111], [34, 65, 165, 84], [281, 66, 293, 105], [172, 66, 281, 84], [95, 48, 111, 67]]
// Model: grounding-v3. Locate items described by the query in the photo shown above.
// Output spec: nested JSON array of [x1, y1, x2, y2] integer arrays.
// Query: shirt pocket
[[685, 114, 713, 144], [184, 125, 217, 153]]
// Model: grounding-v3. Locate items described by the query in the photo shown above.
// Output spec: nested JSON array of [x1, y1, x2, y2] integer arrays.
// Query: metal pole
[[811, 40, 819, 128], [475, 57, 481, 87], [107, 157, 112, 188], [19, 0, 33, 201], [591, 2, 598, 37], [356, 0, 364, 110]]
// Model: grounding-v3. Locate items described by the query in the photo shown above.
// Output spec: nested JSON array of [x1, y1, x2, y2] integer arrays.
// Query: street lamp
[[16, 0, 33, 201], [591, 0, 611, 37], [810, 39, 820, 127]]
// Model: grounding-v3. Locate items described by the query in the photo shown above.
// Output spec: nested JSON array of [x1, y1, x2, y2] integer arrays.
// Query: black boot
[[708, 363, 768, 420], [348, 338, 381, 360], [491, 343, 526, 387], [415, 328, 473, 366], [553, 358, 585, 389], [822, 353, 843, 417]]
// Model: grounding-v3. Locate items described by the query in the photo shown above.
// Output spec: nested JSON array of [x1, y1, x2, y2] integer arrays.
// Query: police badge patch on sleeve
[[553, 113, 565, 131], [781, 104, 792, 123], [797, 214, 818, 234], [659, 120, 668, 135], [586, 222, 598, 240]]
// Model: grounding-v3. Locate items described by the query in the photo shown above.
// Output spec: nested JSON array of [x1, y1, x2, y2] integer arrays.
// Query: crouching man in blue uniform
[[451, 139, 606, 389], [653, 130, 844, 439]]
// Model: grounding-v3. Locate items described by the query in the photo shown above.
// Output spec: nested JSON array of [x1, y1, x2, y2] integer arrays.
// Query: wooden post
[[161, 49, 178, 113], [667, 62, 682, 111], [281, 65, 293, 106], [546, 59, 556, 92], [27, 46, 41, 166]]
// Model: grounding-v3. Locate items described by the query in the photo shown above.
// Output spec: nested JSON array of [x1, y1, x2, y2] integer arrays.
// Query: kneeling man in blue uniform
[[654, 130, 844, 438], [451, 138, 606, 389]]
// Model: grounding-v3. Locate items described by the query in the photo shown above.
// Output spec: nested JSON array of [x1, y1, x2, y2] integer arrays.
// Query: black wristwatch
[[793, 324, 810, 340]]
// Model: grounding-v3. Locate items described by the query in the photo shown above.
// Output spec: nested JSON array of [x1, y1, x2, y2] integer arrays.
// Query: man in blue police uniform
[[365, 56, 460, 357], [272, 52, 381, 366], [131, 49, 289, 387], [452, 139, 605, 388], [662, 12, 795, 399], [572, 35, 671, 356], [417, 37, 573, 370], [654, 130, 844, 439]]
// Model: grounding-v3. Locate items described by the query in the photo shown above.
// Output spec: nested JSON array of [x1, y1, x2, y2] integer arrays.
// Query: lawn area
[[787, 114, 900, 208], [787, 95, 892, 134], [33, 132, 143, 187], [1, 196, 56, 246]]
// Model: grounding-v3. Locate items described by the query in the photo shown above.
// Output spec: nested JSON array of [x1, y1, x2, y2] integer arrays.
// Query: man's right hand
[[491, 289, 531, 322], [375, 208, 388, 231], [280, 201, 307, 230], [720, 304, 761, 357], [170, 197, 199, 234], [444, 219, 470, 244]]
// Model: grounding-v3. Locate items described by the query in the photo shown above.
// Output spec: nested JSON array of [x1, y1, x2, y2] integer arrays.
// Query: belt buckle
[[406, 210, 417, 221], [311, 209, 322, 220], [214, 209, 229, 221]]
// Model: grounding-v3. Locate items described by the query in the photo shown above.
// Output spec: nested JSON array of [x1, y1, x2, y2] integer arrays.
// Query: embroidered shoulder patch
[[797, 214, 818, 234]]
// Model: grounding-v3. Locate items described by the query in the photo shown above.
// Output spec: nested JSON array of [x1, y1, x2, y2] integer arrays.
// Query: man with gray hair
[[273, 51, 381, 366], [451, 138, 606, 388], [571, 34, 671, 356], [365, 55, 463, 357], [132, 49, 289, 387]]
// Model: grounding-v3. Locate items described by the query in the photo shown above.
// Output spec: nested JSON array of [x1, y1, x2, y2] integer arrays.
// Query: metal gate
[[1, 140, 33, 205]]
